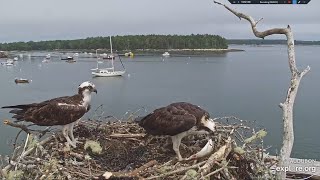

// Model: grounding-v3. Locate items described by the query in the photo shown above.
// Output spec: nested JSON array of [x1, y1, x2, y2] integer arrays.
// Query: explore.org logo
[[275, 159, 318, 180]]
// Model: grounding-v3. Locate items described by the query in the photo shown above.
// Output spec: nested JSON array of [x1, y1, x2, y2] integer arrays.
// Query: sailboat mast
[[110, 36, 113, 54], [96, 49, 99, 69], [110, 36, 114, 71]]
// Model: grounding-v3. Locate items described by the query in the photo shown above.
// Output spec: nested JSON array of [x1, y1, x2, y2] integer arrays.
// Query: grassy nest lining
[[0, 116, 277, 180]]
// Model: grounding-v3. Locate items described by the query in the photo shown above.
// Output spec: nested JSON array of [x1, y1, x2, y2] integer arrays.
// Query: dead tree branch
[[2, 135, 56, 175], [4, 120, 31, 134], [214, 1, 310, 179]]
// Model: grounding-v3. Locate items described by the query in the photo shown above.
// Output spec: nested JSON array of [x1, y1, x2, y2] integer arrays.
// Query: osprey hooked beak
[[201, 117, 216, 133], [92, 88, 97, 94]]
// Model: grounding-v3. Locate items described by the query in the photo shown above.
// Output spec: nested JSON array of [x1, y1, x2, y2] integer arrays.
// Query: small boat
[[14, 78, 30, 84], [45, 54, 51, 59], [162, 52, 170, 57], [42, 54, 51, 63], [124, 52, 134, 57], [13, 57, 18, 61], [61, 56, 74, 60], [66, 59, 76, 63], [3, 59, 14, 66], [102, 53, 114, 60]]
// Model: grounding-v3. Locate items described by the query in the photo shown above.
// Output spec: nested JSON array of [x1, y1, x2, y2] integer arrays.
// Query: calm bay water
[[0, 45, 319, 160]]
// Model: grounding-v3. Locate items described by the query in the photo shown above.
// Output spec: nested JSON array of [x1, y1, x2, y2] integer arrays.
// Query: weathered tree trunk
[[213, 1, 310, 179]]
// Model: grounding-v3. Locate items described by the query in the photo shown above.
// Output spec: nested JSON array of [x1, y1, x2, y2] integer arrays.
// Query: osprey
[[2, 81, 97, 148], [137, 102, 216, 161]]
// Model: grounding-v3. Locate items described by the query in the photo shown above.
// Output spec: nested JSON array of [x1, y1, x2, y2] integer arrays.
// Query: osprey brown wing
[[2, 94, 87, 126], [139, 105, 197, 136], [170, 102, 209, 121], [25, 102, 86, 126]]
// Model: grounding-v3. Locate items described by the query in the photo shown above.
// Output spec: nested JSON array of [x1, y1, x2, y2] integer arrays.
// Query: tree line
[[0, 34, 228, 51]]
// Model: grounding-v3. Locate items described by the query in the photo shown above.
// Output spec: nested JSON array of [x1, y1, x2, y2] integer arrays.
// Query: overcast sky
[[0, 0, 318, 42]]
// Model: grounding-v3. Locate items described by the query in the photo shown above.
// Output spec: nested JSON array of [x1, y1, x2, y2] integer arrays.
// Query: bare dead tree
[[213, 1, 310, 179]]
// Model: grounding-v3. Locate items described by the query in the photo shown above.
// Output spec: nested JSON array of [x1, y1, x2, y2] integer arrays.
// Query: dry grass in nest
[[1, 117, 277, 180]]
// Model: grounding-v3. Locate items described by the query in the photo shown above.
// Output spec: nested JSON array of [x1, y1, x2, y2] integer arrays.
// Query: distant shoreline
[[131, 48, 244, 56], [6, 48, 245, 57], [137, 48, 244, 52]]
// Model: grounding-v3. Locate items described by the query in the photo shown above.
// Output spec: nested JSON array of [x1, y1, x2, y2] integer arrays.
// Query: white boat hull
[[92, 70, 125, 77], [92, 37, 126, 77]]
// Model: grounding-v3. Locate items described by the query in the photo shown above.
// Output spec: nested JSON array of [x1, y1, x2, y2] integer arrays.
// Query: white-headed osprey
[[137, 102, 216, 161], [2, 81, 97, 148]]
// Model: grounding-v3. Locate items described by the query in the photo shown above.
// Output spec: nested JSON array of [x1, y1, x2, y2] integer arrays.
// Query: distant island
[[2, 36, 317, 56], [228, 39, 320, 45], [0, 34, 229, 52]]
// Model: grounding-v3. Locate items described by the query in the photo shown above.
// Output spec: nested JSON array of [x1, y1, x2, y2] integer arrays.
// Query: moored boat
[[91, 36, 126, 77], [162, 52, 170, 57], [14, 78, 30, 84], [2, 59, 14, 66], [66, 59, 76, 63], [61, 56, 74, 60]]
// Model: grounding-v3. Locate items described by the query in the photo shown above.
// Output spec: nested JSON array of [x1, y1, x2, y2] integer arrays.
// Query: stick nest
[[1, 116, 277, 180]]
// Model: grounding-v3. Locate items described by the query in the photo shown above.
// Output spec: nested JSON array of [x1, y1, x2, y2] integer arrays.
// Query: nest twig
[[1, 115, 274, 180]]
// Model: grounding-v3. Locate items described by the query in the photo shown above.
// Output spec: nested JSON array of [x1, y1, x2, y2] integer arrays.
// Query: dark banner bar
[[228, 0, 310, 4]]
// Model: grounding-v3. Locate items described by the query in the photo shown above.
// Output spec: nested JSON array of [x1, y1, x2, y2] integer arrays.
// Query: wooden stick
[[131, 160, 157, 176], [4, 120, 30, 134], [146, 161, 206, 180], [2, 135, 56, 174], [203, 161, 230, 178], [70, 152, 84, 160], [95, 160, 157, 179], [109, 133, 146, 138]]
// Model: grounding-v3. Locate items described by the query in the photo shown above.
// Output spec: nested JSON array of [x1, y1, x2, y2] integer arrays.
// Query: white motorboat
[[42, 54, 51, 62], [61, 56, 73, 60], [162, 52, 170, 57]]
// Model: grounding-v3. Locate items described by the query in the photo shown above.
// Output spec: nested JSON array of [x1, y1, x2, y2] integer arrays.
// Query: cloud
[[0, 0, 319, 42]]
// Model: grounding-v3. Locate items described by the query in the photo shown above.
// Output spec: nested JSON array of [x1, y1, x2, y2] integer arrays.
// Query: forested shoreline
[[1, 35, 318, 52], [0, 34, 228, 51]]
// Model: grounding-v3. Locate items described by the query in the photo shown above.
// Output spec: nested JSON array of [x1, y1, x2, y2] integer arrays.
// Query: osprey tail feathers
[[2, 104, 32, 109]]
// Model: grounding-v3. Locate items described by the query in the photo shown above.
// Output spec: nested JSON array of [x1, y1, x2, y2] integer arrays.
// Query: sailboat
[[91, 36, 126, 77]]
